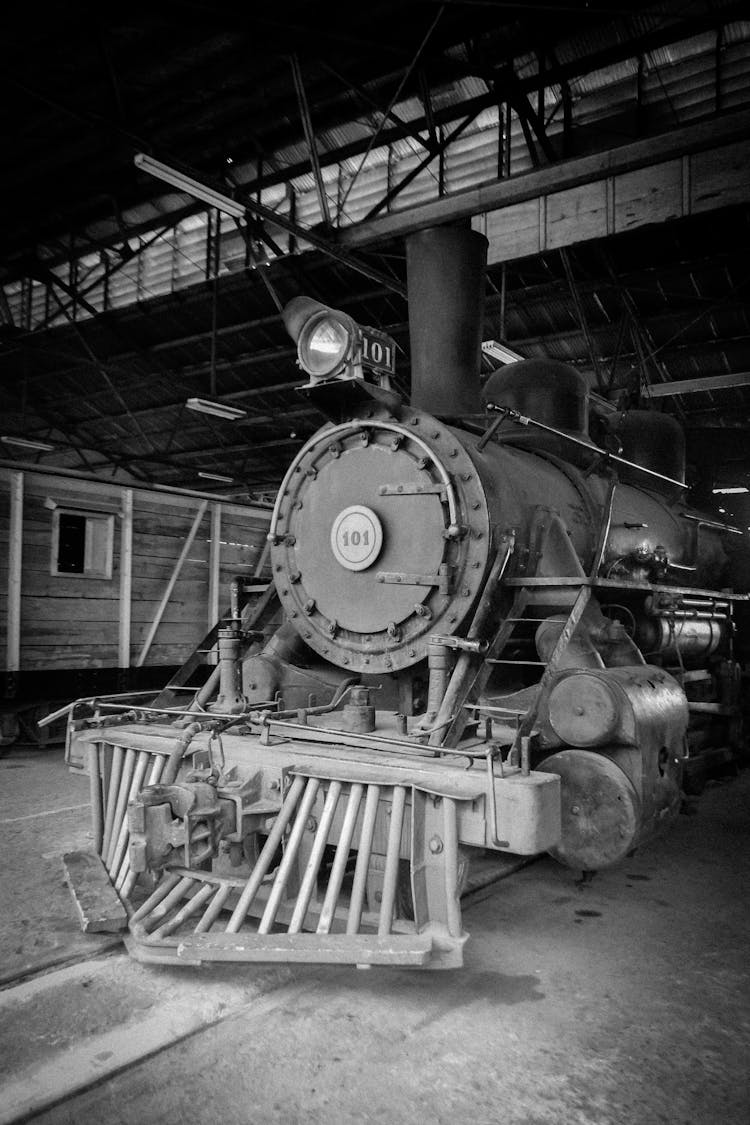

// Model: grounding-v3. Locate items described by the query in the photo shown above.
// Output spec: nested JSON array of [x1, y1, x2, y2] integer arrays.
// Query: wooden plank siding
[[474, 135, 750, 265], [0, 468, 271, 677]]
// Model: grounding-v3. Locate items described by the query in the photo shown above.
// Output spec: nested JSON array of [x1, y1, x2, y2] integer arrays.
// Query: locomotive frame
[[62, 226, 748, 970]]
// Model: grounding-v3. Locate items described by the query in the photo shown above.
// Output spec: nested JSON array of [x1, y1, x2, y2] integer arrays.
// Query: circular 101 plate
[[330, 505, 383, 571]]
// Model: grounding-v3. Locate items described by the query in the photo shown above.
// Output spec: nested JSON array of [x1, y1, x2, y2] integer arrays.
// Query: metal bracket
[[428, 634, 488, 655], [378, 483, 448, 499], [377, 571, 441, 587]]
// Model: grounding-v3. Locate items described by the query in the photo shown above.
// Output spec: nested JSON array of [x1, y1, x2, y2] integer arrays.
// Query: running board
[[126, 774, 469, 969]]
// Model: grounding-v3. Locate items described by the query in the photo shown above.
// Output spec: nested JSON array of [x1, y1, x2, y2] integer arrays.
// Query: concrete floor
[[1, 746, 749, 1125]]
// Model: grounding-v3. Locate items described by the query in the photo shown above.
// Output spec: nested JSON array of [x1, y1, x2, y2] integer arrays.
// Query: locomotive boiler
[[64, 225, 748, 970]]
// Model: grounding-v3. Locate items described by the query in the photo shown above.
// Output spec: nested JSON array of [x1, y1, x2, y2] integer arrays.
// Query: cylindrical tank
[[406, 225, 487, 416], [269, 400, 731, 675], [634, 615, 728, 662], [482, 359, 589, 435], [536, 666, 687, 869], [608, 410, 686, 492], [268, 406, 598, 674]]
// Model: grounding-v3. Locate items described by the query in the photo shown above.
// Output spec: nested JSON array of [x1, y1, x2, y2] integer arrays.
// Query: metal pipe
[[101, 745, 124, 859], [38, 690, 172, 728], [254, 716, 438, 757], [109, 750, 151, 879], [678, 598, 730, 609], [151, 882, 215, 940], [138, 877, 195, 934], [680, 512, 742, 534], [88, 745, 104, 854], [317, 783, 364, 934], [194, 883, 232, 934], [226, 773, 307, 933], [652, 610, 729, 620], [288, 780, 343, 933], [265, 677, 358, 721], [486, 403, 687, 489], [105, 748, 136, 870], [378, 785, 406, 935], [258, 777, 321, 934], [422, 642, 454, 728], [161, 722, 205, 787], [590, 476, 618, 578], [129, 872, 184, 926], [442, 797, 462, 938], [347, 785, 381, 934]]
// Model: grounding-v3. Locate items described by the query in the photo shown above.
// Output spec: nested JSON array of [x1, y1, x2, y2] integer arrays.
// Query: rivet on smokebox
[[429, 836, 444, 854]]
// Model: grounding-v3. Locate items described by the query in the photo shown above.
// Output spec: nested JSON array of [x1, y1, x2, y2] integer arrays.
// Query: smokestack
[[406, 225, 488, 416]]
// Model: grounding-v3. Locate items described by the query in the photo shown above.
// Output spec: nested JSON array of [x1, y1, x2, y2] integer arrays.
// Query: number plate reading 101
[[330, 505, 384, 572], [360, 327, 396, 374]]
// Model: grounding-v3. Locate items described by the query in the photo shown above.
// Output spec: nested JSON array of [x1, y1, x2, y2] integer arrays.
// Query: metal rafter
[[559, 248, 605, 390], [133, 152, 408, 298], [290, 54, 332, 227], [319, 61, 435, 157], [38, 273, 165, 454], [337, 3, 446, 216], [361, 108, 481, 222]]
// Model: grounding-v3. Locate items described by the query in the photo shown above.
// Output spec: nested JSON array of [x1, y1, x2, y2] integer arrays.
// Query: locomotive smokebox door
[[269, 410, 492, 674]]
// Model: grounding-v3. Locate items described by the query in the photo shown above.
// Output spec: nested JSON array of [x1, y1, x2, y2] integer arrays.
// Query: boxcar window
[[51, 509, 114, 579], [56, 513, 86, 572]]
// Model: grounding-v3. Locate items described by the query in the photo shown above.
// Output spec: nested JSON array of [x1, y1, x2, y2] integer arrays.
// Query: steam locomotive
[[65, 226, 748, 969]]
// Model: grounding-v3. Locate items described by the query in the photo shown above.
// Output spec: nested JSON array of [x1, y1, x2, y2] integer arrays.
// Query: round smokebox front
[[270, 415, 491, 673]]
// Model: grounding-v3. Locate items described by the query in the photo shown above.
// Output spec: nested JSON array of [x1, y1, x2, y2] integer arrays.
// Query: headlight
[[282, 295, 396, 386], [298, 310, 355, 379]]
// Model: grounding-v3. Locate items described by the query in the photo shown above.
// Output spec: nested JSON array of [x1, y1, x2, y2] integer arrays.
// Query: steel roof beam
[[644, 372, 750, 398], [336, 107, 750, 247], [290, 54, 332, 228]]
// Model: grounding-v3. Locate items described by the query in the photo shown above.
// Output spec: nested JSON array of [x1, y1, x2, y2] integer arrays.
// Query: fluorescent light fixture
[[712, 487, 749, 495], [198, 471, 235, 484], [1, 435, 55, 452], [481, 340, 524, 365], [186, 398, 246, 420]]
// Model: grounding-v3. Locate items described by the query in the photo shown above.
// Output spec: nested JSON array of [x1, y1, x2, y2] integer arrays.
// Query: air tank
[[480, 359, 592, 462], [607, 410, 686, 495]]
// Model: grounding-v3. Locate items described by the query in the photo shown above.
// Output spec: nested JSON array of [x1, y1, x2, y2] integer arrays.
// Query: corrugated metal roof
[[4, 5, 750, 344]]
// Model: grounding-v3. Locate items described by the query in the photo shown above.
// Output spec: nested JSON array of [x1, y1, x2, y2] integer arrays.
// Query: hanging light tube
[[1, 436, 55, 452], [186, 398, 246, 420], [198, 471, 235, 484]]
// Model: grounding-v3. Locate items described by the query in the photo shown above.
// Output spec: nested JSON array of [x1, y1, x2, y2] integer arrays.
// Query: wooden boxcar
[[0, 463, 271, 747]]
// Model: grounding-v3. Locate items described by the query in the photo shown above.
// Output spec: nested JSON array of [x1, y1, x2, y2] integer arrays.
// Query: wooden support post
[[118, 489, 133, 676], [6, 472, 23, 680], [136, 500, 208, 667]]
